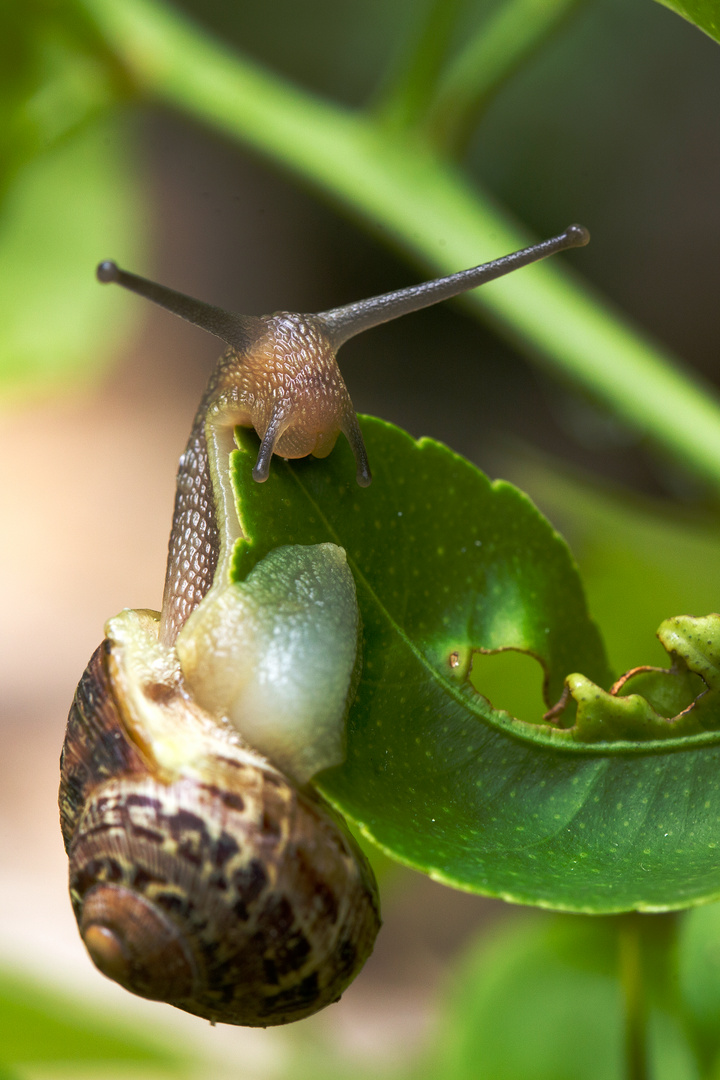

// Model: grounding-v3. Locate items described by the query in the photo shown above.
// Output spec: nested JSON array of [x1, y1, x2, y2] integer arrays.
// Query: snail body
[[61, 225, 589, 1025]]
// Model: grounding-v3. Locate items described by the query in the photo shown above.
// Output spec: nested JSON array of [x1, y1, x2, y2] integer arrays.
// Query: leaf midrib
[[276, 457, 720, 760]]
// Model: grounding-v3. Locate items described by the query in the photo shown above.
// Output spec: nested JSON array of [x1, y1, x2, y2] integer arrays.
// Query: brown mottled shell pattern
[[60, 645, 380, 1026]]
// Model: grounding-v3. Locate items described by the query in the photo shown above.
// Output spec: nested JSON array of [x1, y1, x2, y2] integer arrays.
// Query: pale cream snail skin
[[59, 225, 589, 1027]]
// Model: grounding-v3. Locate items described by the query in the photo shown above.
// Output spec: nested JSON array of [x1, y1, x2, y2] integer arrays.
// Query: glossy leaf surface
[[230, 419, 720, 912]]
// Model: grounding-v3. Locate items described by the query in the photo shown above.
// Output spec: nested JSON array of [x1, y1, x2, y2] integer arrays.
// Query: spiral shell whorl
[[61, 643, 380, 1026], [80, 885, 199, 1001]]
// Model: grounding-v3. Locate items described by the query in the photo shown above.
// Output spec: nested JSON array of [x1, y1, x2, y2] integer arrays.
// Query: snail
[[59, 224, 589, 1026]]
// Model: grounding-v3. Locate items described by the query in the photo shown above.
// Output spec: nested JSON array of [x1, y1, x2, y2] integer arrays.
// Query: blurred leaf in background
[[0, 2, 146, 396], [424, 913, 700, 1080], [1, 0, 122, 185], [0, 968, 187, 1079], [0, 118, 148, 395]]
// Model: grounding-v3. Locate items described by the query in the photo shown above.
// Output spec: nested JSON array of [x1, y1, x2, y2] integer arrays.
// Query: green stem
[[426, 0, 584, 151], [377, 0, 465, 130], [80, 0, 720, 493], [619, 916, 650, 1080]]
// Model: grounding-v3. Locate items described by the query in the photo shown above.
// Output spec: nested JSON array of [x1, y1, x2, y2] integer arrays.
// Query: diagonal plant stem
[[425, 0, 584, 151], [80, 0, 720, 493]]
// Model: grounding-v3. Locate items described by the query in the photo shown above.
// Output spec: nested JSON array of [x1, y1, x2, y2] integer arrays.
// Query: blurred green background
[[2, 0, 720, 1077]]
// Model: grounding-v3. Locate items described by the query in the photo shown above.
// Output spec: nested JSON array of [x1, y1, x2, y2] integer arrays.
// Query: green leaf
[[553, 614, 720, 743], [426, 914, 697, 1080], [566, 670, 705, 742], [613, 668, 705, 721], [229, 420, 720, 911], [654, 0, 720, 46], [0, 116, 147, 395], [660, 615, 720, 690], [0, 969, 182, 1069]]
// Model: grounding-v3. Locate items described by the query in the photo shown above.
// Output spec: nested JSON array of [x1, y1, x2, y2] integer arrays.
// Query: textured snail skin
[[160, 314, 362, 646], [60, 644, 380, 1026]]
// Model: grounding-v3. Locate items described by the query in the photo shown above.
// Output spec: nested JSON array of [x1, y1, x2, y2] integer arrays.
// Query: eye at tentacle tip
[[355, 458, 372, 487], [252, 453, 272, 483], [564, 224, 591, 247], [97, 260, 119, 283], [252, 412, 288, 483]]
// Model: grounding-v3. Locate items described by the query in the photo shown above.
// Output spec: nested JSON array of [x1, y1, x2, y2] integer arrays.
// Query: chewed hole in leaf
[[614, 667, 707, 718], [561, 615, 720, 744], [470, 650, 547, 725], [229, 423, 720, 908]]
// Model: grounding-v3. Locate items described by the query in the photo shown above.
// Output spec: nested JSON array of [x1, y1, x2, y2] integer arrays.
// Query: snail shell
[[60, 620, 379, 1026]]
